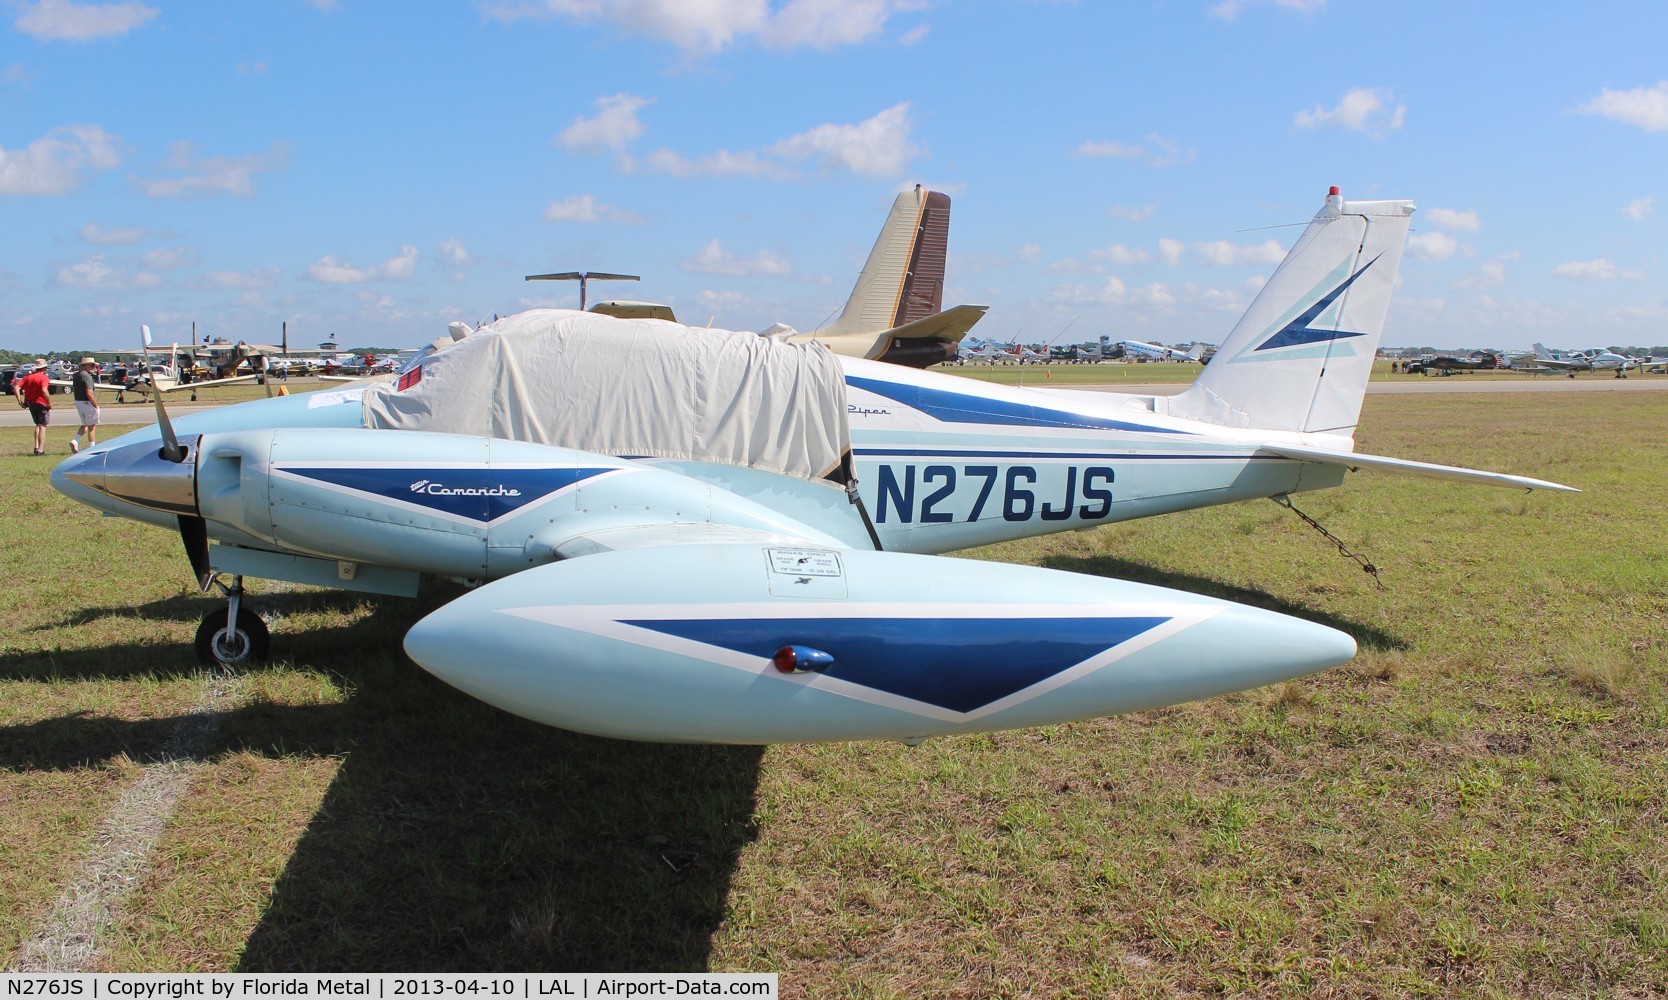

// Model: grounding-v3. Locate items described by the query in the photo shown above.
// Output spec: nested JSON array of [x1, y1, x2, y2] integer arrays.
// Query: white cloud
[[1091, 243, 1149, 265], [1425, 207, 1481, 232], [238, 60, 268, 75], [635, 147, 788, 179], [542, 194, 646, 224], [1622, 195, 1654, 221], [1108, 204, 1156, 222], [1606, 300, 1668, 323], [0, 124, 121, 195], [1074, 134, 1193, 168], [1083, 275, 1126, 304], [140, 246, 195, 271], [697, 289, 752, 314], [14, 0, 157, 41], [1131, 282, 1175, 307], [1188, 239, 1284, 266], [767, 102, 920, 176], [556, 93, 653, 154], [1183, 282, 1248, 314], [79, 220, 146, 245], [138, 141, 288, 199], [1294, 87, 1406, 138], [897, 22, 929, 45], [53, 254, 115, 287], [1152, 237, 1281, 267], [1551, 258, 1644, 280], [683, 238, 792, 277], [1576, 81, 1668, 133], [1469, 251, 1520, 288], [305, 245, 419, 284], [1405, 231, 1458, 261], [437, 239, 470, 266], [1074, 141, 1144, 160], [52, 253, 160, 289], [759, 0, 905, 50], [1055, 274, 1179, 309], [1211, 0, 1326, 20], [484, 0, 920, 55], [191, 267, 280, 290], [581, 100, 918, 181]]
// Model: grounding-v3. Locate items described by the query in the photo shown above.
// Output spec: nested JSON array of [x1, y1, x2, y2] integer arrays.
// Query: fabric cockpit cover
[[361, 309, 852, 482]]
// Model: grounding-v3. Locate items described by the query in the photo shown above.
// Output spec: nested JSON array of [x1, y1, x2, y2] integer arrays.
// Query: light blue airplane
[[52, 187, 1573, 744]]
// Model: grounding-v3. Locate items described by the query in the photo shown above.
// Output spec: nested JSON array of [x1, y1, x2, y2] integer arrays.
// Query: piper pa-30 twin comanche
[[52, 188, 1573, 745]]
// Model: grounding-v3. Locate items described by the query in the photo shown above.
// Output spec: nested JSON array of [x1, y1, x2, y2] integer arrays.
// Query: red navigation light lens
[[773, 646, 798, 673], [1328, 185, 1340, 196]]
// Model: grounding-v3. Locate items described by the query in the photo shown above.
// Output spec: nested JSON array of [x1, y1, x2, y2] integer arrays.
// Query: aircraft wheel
[[195, 607, 270, 666]]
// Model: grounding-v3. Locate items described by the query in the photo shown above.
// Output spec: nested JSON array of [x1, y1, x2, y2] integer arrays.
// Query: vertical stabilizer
[[819, 185, 950, 337], [1169, 189, 1415, 438]]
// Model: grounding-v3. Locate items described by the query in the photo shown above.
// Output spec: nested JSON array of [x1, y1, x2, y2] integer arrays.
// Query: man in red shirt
[[16, 358, 52, 456]]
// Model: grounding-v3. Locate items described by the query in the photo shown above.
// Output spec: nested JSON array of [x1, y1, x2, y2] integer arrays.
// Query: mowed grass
[[1, 391, 1664, 992]]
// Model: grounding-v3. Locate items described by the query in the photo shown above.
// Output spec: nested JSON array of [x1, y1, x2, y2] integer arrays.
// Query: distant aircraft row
[[1400, 344, 1668, 378]]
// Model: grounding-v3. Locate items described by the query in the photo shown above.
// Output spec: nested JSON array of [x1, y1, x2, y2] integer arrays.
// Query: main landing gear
[[194, 574, 270, 666]]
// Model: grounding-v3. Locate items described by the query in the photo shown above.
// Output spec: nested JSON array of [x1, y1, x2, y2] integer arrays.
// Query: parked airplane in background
[[953, 341, 1004, 364], [1118, 340, 1207, 363], [52, 187, 1573, 745], [1581, 347, 1652, 378], [1403, 353, 1500, 375], [550, 187, 987, 368], [1517, 343, 1594, 377], [56, 330, 260, 401], [1001, 342, 1051, 364]]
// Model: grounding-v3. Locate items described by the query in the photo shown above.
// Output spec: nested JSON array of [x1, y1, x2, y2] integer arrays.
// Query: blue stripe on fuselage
[[620, 615, 1169, 713], [282, 466, 611, 522], [847, 376, 1189, 435]]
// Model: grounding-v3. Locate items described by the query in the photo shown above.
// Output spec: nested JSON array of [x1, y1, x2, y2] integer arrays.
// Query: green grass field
[[2, 390, 1664, 991]]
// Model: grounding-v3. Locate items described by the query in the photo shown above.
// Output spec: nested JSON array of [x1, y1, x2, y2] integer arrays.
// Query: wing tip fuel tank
[[403, 544, 1357, 744]]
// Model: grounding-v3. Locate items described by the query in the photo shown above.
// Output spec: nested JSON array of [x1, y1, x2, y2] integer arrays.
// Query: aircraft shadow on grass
[[1039, 553, 1408, 652], [1, 594, 764, 971]]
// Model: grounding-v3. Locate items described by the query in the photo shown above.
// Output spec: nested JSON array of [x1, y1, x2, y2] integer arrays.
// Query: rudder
[[1170, 188, 1415, 438]]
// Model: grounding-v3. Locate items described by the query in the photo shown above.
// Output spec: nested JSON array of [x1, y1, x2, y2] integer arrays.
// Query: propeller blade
[[152, 389, 185, 463], [178, 514, 212, 589]]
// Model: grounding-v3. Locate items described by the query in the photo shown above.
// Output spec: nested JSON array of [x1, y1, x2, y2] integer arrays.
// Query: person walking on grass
[[16, 358, 52, 456], [70, 357, 101, 453]]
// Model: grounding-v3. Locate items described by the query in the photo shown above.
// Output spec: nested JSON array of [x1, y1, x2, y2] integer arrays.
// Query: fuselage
[[56, 356, 1342, 573]]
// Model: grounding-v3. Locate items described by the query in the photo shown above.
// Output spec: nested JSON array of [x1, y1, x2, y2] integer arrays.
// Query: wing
[[157, 374, 260, 392]]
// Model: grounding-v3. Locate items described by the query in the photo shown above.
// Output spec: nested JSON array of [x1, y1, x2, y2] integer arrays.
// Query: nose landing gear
[[194, 574, 270, 666]]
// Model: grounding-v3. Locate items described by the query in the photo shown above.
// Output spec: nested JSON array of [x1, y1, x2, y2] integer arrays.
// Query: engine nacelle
[[182, 428, 848, 578]]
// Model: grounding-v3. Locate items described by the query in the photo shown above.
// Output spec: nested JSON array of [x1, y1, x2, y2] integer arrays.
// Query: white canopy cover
[[361, 309, 852, 482]]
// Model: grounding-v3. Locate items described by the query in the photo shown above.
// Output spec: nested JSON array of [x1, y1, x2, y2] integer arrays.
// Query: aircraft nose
[[52, 446, 106, 500], [54, 436, 200, 516]]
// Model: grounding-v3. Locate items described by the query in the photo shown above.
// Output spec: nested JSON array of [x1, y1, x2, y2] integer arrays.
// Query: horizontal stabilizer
[[1260, 444, 1578, 492], [884, 303, 989, 345]]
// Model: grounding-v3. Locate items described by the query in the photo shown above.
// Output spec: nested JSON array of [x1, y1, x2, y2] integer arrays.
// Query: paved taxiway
[[4, 376, 1665, 428], [982, 377, 1668, 397]]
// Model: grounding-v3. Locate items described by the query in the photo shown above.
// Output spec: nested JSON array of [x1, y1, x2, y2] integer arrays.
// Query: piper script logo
[[408, 479, 524, 498]]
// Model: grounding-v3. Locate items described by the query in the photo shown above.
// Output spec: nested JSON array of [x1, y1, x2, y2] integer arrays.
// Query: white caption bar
[[0, 975, 778, 1000]]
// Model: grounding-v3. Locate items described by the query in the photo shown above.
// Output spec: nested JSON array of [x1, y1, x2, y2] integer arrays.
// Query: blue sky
[[4, 0, 1665, 353]]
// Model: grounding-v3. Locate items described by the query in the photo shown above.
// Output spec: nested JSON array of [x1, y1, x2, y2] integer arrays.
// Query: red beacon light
[[1329, 185, 1340, 196], [772, 645, 835, 674]]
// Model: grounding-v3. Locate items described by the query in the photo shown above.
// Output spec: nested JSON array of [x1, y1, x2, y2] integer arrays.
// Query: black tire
[[194, 607, 270, 666]]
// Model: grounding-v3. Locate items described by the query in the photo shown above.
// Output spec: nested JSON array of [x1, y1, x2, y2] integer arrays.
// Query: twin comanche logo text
[[409, 479, 523, 498]]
